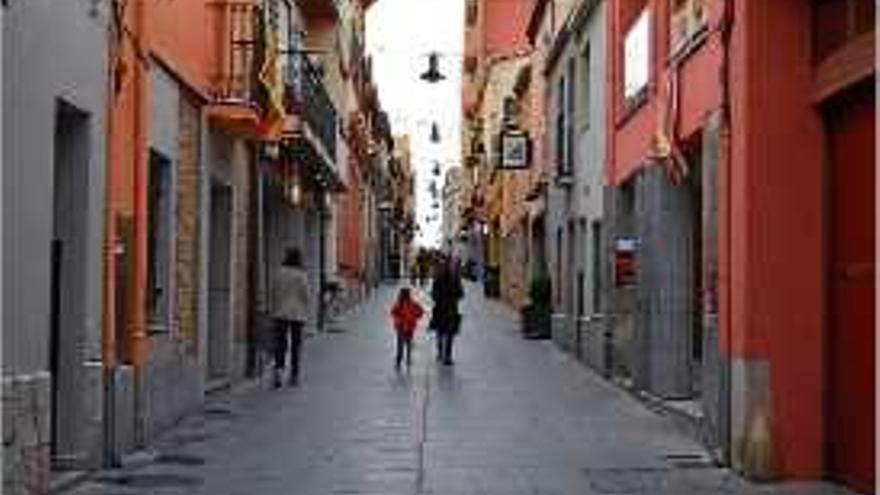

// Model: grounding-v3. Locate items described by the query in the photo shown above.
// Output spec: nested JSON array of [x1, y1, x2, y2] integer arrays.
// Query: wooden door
[[826, 81, 875, 493]]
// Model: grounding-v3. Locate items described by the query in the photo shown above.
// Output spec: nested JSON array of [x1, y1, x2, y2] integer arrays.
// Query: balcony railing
[[212, 2, 337, 158], [213, 1, 257, 105], [285, 53, 338, 159]]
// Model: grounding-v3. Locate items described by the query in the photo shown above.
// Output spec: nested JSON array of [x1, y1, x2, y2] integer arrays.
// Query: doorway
[[824, 81, 875, 493], [207, 182, 233, 382], [686, 144, 704, 397], [50, 101, 91, 466]]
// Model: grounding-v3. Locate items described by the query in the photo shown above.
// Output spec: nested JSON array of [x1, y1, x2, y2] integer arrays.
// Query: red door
[[826, 81, 875, 494]]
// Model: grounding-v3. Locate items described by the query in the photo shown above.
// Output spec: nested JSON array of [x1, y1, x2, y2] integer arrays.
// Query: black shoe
[[442, 359, 454, 366], [288, 374, 299, 387], [273, 370, 283, 389]]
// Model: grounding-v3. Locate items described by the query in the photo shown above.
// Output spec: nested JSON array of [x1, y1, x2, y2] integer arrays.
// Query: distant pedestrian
[[390, 287, 425, 369], [270, 247, 312, 388], [430, 255, 464, 365]]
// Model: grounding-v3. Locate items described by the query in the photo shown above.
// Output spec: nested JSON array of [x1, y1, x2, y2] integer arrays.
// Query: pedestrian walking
[[430, 255, 464, 365], [270, 247, 312, 388], [390, 287, 424, 369]]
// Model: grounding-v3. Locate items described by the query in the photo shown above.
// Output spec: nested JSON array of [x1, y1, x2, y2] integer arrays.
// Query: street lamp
[[420, 52, 445, 83]]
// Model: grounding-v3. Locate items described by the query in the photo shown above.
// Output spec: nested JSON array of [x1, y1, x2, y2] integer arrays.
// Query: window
[[565, 57, 575, 172], [556, 227, 564, 305], [502, 96, 517, 124], [147, 151, 173, 326], [555, 76, 566, 175], [466, 0, 478, 27], [814, 0, 875, 63], [623, 7, 650, 101], [581, 41, 592, 130], [591, 220, 602, 313]]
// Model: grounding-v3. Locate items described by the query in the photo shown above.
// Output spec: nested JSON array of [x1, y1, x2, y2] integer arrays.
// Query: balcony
[[209, 0, 260, 132], [284, 53, 338, 162]]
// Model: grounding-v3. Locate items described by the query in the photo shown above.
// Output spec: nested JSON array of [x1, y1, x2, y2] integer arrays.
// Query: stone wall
[[175, 93, 203, 355], [2, 373, 51, 495]]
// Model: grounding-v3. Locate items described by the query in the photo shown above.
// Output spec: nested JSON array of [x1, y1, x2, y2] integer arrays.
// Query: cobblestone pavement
[[65, 283, 858, 495]]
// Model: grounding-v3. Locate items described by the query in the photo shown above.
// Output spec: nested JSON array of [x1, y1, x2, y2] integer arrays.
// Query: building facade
[[3, 1, 377, 491], [605, 0, 875, 490], [460, 0, 535, 299], [3, 2, 109, 491], [542, 0, 608, 366]]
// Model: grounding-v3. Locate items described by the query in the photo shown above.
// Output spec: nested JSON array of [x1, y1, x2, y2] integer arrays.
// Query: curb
[[49, 470, 90, 495]]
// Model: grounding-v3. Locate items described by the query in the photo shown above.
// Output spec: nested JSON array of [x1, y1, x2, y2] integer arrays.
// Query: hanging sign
[[499, 129, 531, 169]]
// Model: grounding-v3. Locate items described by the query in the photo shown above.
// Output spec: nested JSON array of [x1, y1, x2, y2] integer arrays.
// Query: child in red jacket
[[390, 287, 424, 369]]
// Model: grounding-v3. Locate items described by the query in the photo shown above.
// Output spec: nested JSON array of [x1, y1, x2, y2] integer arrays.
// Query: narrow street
[[66, 284, 852, 495]]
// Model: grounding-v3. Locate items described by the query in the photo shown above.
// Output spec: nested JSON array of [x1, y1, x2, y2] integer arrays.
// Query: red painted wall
[[606, 0, 875, 483], [732, 0, 825, 477], [826, 80, 875, 495]]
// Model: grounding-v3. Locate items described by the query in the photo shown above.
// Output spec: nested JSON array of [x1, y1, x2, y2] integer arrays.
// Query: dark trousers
[[274, 319, 303, 381], [436, 331, 455, 363], [395, 333, 413, 367]]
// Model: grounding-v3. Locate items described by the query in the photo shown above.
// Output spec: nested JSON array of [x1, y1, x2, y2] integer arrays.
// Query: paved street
[[67, 284, 855, 495]]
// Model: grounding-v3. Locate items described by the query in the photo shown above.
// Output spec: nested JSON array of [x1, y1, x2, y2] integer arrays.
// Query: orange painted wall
[[105, 0, 236, 365], [484, 0, 533, 57], [148, 0, 217, 96]]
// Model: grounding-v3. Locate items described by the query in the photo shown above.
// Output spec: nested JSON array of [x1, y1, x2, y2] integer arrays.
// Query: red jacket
[[391, 298, 424, 337]]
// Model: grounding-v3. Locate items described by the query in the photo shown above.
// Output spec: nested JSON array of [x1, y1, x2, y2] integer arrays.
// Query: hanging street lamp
[[420, 52, 445, 83]]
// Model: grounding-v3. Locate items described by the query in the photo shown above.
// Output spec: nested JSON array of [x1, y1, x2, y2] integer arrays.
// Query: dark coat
[[431, 268, 464, 334]]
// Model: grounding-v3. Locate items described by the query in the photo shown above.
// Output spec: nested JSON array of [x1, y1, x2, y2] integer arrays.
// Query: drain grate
[[582, 467, 740, 493], [155, 453, 206, 466], [662, 453, 716, 469], [94, 473, 203, 488]]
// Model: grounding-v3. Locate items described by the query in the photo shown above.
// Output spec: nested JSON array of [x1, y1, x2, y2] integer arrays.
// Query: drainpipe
[[130, 0, 149, 448], [718, 0, 735, 464]]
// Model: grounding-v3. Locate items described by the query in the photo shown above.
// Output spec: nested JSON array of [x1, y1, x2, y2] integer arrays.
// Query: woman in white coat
[[270, 247, 312, 387]]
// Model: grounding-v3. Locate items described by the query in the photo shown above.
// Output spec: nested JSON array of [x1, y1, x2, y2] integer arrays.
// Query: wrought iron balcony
[[212, 1, 258, 105], [284, 53, 338, 160]]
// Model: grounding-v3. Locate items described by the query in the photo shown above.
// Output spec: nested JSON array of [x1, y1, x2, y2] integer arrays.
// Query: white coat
[[271, 266, 312, 323]]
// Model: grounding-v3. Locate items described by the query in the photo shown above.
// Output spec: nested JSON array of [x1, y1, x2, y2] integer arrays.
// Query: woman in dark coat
[[431, 256, 464, 365]]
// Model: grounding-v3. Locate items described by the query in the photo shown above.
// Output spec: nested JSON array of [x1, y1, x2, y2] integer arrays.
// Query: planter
[[521, 304, 552, 339]]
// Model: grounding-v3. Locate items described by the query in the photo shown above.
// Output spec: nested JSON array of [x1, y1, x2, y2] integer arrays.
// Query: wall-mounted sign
[[499, 130, 531, 169], [614, 237, 638, 287]]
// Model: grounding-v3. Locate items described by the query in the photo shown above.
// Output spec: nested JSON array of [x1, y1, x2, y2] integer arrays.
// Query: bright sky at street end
[[366, 0, 464, 248]]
